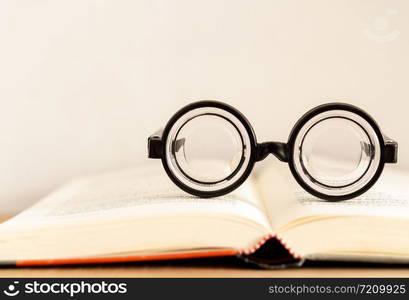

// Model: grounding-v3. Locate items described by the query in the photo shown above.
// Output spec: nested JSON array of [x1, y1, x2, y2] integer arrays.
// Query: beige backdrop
[[0, 0, 408, 213]]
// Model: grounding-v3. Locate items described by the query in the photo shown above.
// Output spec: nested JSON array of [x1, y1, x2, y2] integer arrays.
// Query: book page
[[4, 162, 272, 232], [0, 163, 276, 260], [255, 160, 409, 230]]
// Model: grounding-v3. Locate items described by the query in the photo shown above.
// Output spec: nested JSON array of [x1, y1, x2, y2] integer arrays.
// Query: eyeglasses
[[148, 101, 397, 201]]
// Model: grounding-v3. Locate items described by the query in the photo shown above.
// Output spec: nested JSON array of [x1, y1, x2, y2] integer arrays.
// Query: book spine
[[237, 234, 305, 269]]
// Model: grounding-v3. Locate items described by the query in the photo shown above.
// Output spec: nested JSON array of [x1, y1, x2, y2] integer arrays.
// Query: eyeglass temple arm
[[382, 133, 398, 163], [256, 142, 289, 162], [148, 128, 164, 159]]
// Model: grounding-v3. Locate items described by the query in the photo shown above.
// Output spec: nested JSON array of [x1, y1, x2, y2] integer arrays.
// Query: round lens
[[173, 114, 244, 183], [164, 105, 253, 195], [291, 108, 382, 198], [300, 117, 372, 187]]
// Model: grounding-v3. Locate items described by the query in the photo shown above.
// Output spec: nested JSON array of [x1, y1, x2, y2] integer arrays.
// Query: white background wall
[[0, 0, 408, 213]]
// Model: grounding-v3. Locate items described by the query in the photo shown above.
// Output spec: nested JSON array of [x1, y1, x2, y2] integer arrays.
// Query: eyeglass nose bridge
[[256, 142, 289, 163]]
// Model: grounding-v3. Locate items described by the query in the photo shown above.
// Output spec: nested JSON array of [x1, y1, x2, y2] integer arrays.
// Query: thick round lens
[[300, 117, 372, 187], [172, 114, 244, 183]]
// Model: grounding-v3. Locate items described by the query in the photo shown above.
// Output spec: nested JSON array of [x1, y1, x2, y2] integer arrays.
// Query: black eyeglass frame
[[148, 100, 398, 201]]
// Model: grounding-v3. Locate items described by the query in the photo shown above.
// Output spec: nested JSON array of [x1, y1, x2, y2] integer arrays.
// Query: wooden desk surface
[[0, 216, 408, 278], [1, 263, 409, 278]]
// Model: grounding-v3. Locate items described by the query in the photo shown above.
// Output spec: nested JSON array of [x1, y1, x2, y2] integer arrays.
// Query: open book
[[0, 161, 408, 267]]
